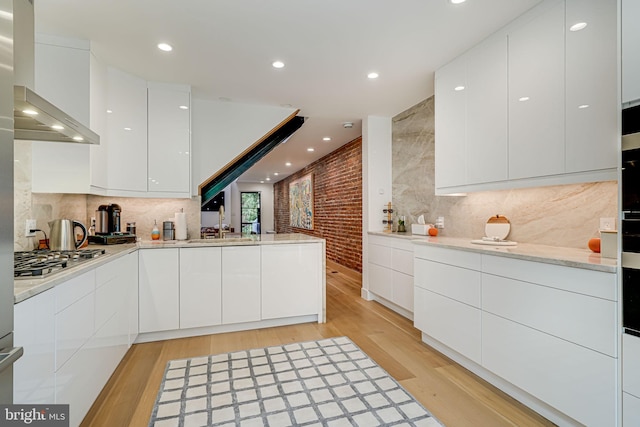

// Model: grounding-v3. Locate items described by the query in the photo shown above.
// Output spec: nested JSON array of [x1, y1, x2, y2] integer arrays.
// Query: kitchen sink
[[186, 237, 255, 243]]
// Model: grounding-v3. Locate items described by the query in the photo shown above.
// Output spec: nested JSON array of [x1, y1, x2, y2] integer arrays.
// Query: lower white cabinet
[[482, 312, 616, 427], [412, 242, 618, 426], [179, 247, 222, 329], [261, 243, 321, 319], [222, 246, 261, 324], [624, 392, 640, 427], [139, 248, 180, 333], [13, 289, 55, 404], [367, 235, 415, 314], [14, 251, 139, 426]]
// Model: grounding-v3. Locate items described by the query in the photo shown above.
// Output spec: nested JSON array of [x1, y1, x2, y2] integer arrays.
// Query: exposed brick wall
[[274, 137, 362, 272]]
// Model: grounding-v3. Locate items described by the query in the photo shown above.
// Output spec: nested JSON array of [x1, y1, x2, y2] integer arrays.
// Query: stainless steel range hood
[[13, 0, 99, 145], [14, 85, 100, 145]]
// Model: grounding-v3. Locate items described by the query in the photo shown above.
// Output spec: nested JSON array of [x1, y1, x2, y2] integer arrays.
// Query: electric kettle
[[48, 219, 88, 251]]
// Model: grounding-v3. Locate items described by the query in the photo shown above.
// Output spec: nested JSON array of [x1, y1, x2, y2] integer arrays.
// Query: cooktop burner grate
[[14, 248, 106, 279]]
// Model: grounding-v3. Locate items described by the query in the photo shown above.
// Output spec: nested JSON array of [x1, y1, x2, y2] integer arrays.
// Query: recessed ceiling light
[[73, 136, 84, 141], [578, 104, 590, 109], [450, 0, 466, 4], [367, 72, 379, 79], [570, 22, 587, 32], [260, 181, 264, 184], [323, 137, 331, 141], [106, 109, 113, 114], [179, 105, 188, 110], [274, 172, 279, 176], [124, 127, 132, 131], [454, 85, 465, 91], [23, 109, 37, 116], [285, 162, 292, 167], [266, 177, 271, 181], [51, 124, 64, 130], [307, 148, 315, 152], [272, 60, 285, 69], [519, 96, 530, 102], [157, 43, 173, 52]]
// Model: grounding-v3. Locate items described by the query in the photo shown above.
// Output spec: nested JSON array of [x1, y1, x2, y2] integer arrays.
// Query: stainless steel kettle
[[48, 219, 88, 251]]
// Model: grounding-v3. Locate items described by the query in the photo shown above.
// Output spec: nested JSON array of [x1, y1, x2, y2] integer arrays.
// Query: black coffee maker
[[107, 203, 121, 233]]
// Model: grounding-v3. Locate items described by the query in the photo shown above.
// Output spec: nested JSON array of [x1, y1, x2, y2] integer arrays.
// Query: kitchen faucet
[[219, 205, 227, 239]]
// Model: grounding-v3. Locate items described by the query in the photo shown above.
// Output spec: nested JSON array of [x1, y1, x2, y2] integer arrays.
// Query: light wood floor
[[81, 261, 555, 427]]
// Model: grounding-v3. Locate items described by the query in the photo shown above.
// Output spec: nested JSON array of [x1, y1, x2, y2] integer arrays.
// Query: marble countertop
[[137, 233, 325, 248], [14, 234, 325, 304], [369, 231, 617, 273]]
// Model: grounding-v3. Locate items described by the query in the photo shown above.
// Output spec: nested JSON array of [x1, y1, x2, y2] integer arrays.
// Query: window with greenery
[[241, 192, 261, 234]]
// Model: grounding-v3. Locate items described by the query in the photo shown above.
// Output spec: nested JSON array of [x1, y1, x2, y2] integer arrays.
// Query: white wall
[[191, 98, 296, 196], [361, 115, 392, 299]]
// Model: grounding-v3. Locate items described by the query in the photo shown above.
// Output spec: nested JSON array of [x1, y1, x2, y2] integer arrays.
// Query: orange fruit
[[588, 238, 601, 253], [428, 227, 438, 236]]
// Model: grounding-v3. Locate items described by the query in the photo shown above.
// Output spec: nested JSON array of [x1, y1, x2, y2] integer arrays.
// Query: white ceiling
[[33, 0, 541, 183]]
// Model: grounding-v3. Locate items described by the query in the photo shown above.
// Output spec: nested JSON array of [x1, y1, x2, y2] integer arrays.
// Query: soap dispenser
[[151, 220, 160, 241]]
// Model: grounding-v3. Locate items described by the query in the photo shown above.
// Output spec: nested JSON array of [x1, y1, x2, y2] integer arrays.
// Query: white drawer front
[[392, 248, 413, 275], [482, 312, 616, 427], [624, 392, 640, 427], [55, 270, 95, 314], [482, 255, 616, 301], [368, 263, 392, 301], [482, 273, 617, 356], [414, 287, 481, 364], [95, 255, 126, 286], [368, 243, 392, 268], [414, 259, 481, 307], [413, 244, 481, 270], [55, 292, 94, 371]]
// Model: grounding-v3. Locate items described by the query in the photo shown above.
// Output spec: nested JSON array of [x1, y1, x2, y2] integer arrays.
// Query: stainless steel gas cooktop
[[14, 248, 106, 279]]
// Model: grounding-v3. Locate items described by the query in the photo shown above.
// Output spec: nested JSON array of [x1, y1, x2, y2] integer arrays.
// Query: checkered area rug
[[148, 336, 443, 427]]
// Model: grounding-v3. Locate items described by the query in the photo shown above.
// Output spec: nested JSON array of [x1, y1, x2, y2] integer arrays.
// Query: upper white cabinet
[[148, 83, 191, 195], [508, 1, 565, 180], [622, 0, 640, 105], [31, 35, 101, 194], [103, 67, 148, 193], [565, 0, 618, 173], [434, 55, 467, 189], [90, 71, 191, 198], [435, 0, 618, 194]]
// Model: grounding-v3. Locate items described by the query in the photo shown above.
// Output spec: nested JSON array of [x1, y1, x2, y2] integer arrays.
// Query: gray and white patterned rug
[[148, 336, 443, 426]]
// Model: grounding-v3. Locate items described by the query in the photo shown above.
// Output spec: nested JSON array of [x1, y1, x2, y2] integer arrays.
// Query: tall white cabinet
[[622, 0, 640, 105]]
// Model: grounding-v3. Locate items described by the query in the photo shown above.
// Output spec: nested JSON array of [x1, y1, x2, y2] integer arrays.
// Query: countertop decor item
[[398, 216, 406, 232], [589, 237, 601, 253], [471, 215, 517, 246], [151, 220, 160, 241]]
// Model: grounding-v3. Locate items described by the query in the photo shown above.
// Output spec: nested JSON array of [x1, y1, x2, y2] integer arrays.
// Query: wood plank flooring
[[81, 261, 555, 427]]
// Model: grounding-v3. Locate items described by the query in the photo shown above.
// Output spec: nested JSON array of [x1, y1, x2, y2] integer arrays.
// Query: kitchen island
[[13, 233, 325, 426]]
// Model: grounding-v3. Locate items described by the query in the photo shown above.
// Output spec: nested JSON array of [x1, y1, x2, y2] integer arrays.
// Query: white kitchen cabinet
[[32, 35, 93, 194], [147, 83, 191, 195], [179, 247, 222, 329], [434, 55, 466, 189], [54, 270, 96, 371], [465, 34, 508, 186], [565, 0, 617, 173], [622, 0, 640, 105], [624, 392, 640, 427], [413, 247, 482, 363], [139, 249, 180, 333], [222, 246, 261, 324], [482, 312, 616, 427], [261, 243, 321, 320], [508, 0, 565, 180], [103, 67, 148, 193], [623, 333, 640, 400], [124, 252, 140, 346], [367, 235, 415, 315], [13, 290, 55, 404]]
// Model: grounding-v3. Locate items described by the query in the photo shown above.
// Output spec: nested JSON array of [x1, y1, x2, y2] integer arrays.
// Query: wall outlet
[[25, 219, 37, 237], [600, 217, 615, 231]]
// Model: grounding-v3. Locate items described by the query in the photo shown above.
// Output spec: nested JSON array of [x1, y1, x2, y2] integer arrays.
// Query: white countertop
[[369, 231, 617, 273], [14, 233, 325, 304]]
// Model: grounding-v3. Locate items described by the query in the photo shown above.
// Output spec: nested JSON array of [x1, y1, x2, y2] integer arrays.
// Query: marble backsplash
[[391, 97, 618, 249], [14, 141, 201, 251]]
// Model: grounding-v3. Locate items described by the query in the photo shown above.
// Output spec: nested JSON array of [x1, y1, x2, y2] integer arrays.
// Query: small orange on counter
[[588, 238, 601, 253], [428, 227, 438, 236]]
